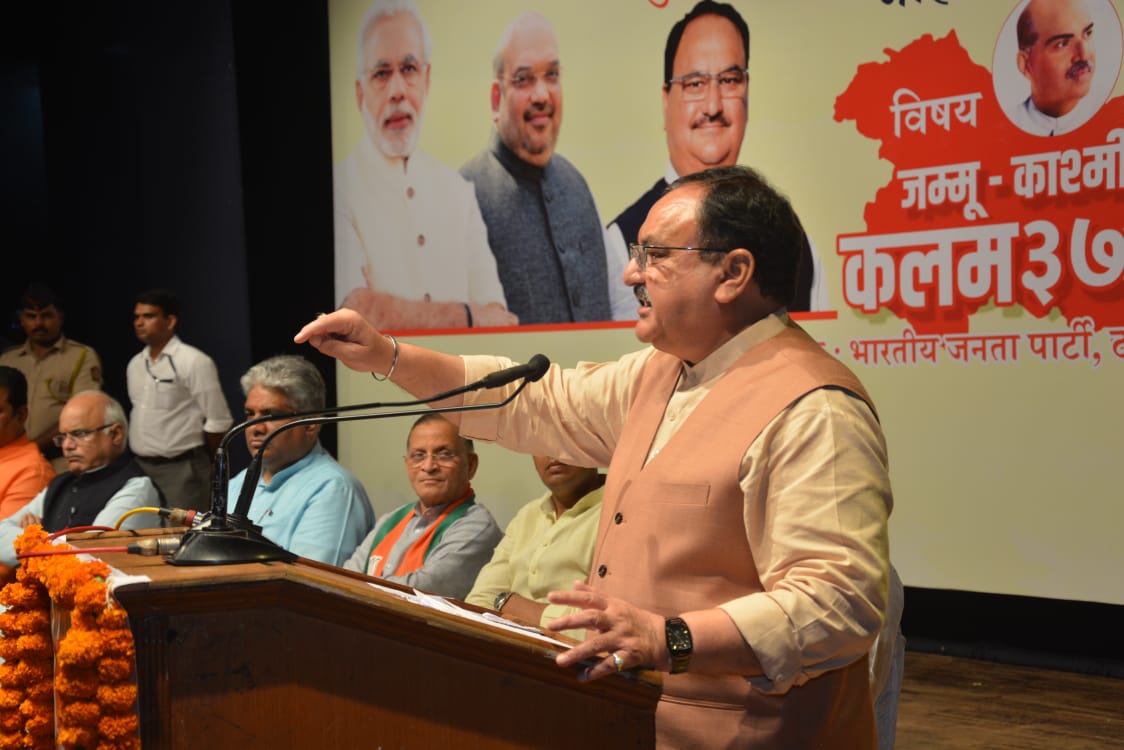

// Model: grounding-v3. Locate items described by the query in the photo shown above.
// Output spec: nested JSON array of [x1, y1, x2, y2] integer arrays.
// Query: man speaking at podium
[[297, 165, 892, 749]]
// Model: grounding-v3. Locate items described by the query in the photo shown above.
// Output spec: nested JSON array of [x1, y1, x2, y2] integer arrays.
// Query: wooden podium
[[77, 533, 660, 748]]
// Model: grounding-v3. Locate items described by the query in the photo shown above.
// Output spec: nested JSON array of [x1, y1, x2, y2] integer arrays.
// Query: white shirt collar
[[1021, 96, 1082, 136], [679, 311, 790, 389], [664, 161, 680, 186]]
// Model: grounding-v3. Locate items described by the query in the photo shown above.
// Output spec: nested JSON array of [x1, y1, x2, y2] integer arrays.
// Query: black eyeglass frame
[[52, 423, 115, 447], [664, 66, 749, 100]]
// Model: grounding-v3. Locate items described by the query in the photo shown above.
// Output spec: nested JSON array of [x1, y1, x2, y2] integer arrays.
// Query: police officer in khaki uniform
[[0, 283, 103, 472]]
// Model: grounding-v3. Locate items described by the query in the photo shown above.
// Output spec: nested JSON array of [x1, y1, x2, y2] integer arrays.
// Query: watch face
[[666, 618, 693, 653]]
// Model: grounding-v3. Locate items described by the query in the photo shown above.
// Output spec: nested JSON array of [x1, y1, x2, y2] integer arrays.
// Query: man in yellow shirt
[[467, 456, 603, 633]]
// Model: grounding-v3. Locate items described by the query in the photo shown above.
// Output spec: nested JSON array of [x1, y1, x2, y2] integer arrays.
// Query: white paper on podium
[[364, 581, 570, 647]]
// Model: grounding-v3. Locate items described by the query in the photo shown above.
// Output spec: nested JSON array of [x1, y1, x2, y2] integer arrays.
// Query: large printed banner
[[329, 0, 1124, 606], [836, 3, 1123, 361]]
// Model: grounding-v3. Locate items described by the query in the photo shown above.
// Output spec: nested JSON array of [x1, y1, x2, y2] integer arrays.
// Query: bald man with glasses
[[460, 11, 633, 324], [0, 390, 162, 579], [343, 414, 501, 600]]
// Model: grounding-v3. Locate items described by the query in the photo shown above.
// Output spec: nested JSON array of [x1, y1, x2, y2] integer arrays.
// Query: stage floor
[[897, 651, 1124, 749]]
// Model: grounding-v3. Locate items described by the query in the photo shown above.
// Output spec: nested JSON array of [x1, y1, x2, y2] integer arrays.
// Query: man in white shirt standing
[[126, 289, 233, 511]]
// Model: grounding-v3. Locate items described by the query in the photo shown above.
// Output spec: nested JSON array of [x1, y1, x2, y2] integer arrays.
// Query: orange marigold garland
[[0, 525, 140, 750], [0, 528, 53, 750]]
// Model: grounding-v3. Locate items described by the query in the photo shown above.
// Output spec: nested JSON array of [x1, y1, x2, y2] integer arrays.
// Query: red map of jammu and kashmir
[[833, 31, 1124, 335]]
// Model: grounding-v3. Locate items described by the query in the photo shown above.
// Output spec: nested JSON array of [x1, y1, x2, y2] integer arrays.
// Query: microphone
[[170, 355, 550, 565], [471, 353, 550, 389]]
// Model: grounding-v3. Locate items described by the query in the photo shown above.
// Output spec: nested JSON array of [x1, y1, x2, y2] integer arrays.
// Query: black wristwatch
[[493, 591, 513, 611], [665, 616, 693, 674]]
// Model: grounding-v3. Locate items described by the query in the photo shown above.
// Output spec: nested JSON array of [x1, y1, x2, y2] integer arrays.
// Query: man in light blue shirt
[[227, 355, 374, 566]]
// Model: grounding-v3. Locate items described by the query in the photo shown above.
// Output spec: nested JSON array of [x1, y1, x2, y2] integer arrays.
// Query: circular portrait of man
[[992, 0, 1123, 136]]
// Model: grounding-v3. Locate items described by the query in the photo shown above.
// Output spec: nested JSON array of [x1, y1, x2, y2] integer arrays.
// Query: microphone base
[[168, 523, 297, 566]]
